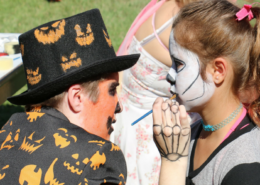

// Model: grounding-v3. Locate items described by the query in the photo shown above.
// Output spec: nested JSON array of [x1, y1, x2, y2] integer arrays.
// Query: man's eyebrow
[[110, 82, 119, 89]]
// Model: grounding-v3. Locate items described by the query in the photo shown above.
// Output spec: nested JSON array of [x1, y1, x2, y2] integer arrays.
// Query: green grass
[[0, 0, 259, 127]]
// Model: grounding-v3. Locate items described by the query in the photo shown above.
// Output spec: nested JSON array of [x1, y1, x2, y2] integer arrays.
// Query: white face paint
[[167, 31, 215, 111]]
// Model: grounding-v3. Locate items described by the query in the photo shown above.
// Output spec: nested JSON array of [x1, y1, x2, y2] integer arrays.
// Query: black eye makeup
[[109, 82, 119, 96], [172, 56, 185, 73]]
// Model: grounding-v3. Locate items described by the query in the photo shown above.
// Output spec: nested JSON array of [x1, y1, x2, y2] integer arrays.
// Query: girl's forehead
[[169, 31, 199, 63]]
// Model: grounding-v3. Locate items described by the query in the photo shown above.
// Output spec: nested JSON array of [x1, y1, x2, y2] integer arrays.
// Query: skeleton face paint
[[167, 31, 215, 111]]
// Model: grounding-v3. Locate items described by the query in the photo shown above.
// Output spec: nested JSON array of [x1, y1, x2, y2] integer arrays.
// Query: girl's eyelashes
[[173, 57, 185, 72]]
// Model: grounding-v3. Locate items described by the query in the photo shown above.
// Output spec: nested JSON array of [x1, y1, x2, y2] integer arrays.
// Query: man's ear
[[210, 57, 228, 85], [67, 84, 84, 113]]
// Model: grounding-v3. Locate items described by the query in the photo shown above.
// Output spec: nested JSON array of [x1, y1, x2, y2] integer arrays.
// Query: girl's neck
[[198, 90, 242, 138]]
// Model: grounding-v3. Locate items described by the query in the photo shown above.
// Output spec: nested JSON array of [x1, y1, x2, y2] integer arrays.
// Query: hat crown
[[19, 9, 115, 90]]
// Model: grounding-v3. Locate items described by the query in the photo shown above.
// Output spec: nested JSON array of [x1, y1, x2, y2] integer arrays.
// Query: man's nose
[[115, 100, 123, 113], [166, 73, 175, 85]]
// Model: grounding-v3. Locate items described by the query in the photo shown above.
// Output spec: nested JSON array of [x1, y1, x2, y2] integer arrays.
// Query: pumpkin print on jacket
[[89, 151, 106, 170], [0, 129, 20, 150], [78, 178, 88, 185], [61, 52, 82, 72], [110, 143, 120, 151], [34, 19, 65, 44], [26, 67, 42, 86], [118, 173, 126, 185], [103, 29, 112, 47], [0, 165, 9, 181], [44, 158, 65, 185], [19, 131, 45, 154], [53, 128, 77, 149], [26, 106, 45, 122], [88, 140, 105, 147], [19, 165, 42, 185], [74, 24, 94, 46], [64, 153, 90, 175]]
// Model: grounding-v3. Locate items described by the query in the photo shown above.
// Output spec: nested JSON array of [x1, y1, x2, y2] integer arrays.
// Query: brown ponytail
[[247, 7, 260, 125]]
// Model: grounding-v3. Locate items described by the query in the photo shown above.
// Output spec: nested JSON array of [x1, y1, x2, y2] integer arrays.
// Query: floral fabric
[[114, 37, 171, 185]]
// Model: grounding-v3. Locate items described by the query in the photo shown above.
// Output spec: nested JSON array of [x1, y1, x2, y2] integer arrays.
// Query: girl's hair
[[175, 0, 202, 6], [172, 0, 260, 125]]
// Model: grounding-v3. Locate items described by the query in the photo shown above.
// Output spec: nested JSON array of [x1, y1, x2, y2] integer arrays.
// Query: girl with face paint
[[114, 0, 204, 184], [154, 0, 260, 184]]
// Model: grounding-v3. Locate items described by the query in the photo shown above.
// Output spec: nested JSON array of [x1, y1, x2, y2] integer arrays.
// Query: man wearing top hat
[[0, 9, 139, 184]]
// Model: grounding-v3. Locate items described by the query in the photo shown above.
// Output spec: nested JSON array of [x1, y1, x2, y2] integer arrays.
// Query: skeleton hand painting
[[153, 98, 191, 161]]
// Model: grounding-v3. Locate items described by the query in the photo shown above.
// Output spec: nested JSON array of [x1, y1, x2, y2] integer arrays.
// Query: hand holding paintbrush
[[131, 94, 177, 126]]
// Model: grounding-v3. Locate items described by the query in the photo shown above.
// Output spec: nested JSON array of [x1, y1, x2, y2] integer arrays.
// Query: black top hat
[[8, 9, 139, 105]]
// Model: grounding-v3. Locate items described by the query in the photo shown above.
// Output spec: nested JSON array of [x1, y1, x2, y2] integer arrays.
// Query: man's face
[[82, 72, 122, 140], [167, 31, 215, 111]]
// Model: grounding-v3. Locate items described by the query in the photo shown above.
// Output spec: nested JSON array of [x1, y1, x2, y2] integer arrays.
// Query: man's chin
[[108, 125, 114, 135]]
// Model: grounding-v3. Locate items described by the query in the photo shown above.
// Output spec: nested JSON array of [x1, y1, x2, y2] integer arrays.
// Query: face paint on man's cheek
[[107, 116, 114, 135], [106, 102, 121, 135], [168, 30, 215, 111]]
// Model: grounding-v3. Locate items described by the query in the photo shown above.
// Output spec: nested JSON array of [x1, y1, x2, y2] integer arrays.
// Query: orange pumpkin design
[[88, 140, 105, 147], [103, 29, 112, 47], [0, 129, 20, 150], [118, 173, 126, 185], [0, 165, 9, 181], [61, 52, 82, 72], [34, 19, 65, 44], [63, 153, 90, 175], [19, 165, 42, 185], [26, 67, 42, 85], [53, 128, 77, 149], [2, 120, 12, 130], [89, 151, 106, 170], [19, 131, 45, 154], [78, 178, 88, 185], [44, 158, 65, 185], [74, 24, 94, 46], [20, 43, 24, 56], [26, 106, 45, 122], [110, 143, 120, 151]]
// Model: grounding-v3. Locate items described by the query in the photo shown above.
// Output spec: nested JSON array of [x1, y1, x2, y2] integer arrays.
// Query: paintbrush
[[131, 94, 176, 126]]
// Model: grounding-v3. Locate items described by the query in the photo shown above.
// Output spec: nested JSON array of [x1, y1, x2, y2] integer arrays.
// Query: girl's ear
[[207, 57, 227, 85]]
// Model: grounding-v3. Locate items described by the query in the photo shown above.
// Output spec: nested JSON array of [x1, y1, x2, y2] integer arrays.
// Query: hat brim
[[8, 54, 139, 105]]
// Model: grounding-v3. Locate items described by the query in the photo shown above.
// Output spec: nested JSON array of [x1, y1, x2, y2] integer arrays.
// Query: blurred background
[[0, 0, 257, 127]]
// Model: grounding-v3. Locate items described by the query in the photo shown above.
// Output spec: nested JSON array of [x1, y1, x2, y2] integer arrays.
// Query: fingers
[[177, 105, 191, 155], [153, 97, 164, 131], [153, 98, 191, 160], [153, 97, 168, 154]]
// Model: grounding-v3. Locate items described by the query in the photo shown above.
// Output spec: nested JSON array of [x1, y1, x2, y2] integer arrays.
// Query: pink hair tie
[[236, 4, 254, 21]]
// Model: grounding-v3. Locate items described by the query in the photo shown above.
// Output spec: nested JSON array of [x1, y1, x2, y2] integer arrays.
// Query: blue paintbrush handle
[[131, 110, 153, 126]]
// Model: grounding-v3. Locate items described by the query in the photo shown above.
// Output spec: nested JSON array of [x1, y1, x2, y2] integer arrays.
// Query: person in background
[[114, 0, 204, 184]]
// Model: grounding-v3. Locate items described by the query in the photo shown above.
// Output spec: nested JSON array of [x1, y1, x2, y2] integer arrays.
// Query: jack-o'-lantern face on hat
[[34, 19, 65, 44], [61, 52, 82, 72], [81, 72, 123, 140], [26, 67, 42, 86], [74, 24, 94, 46]]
